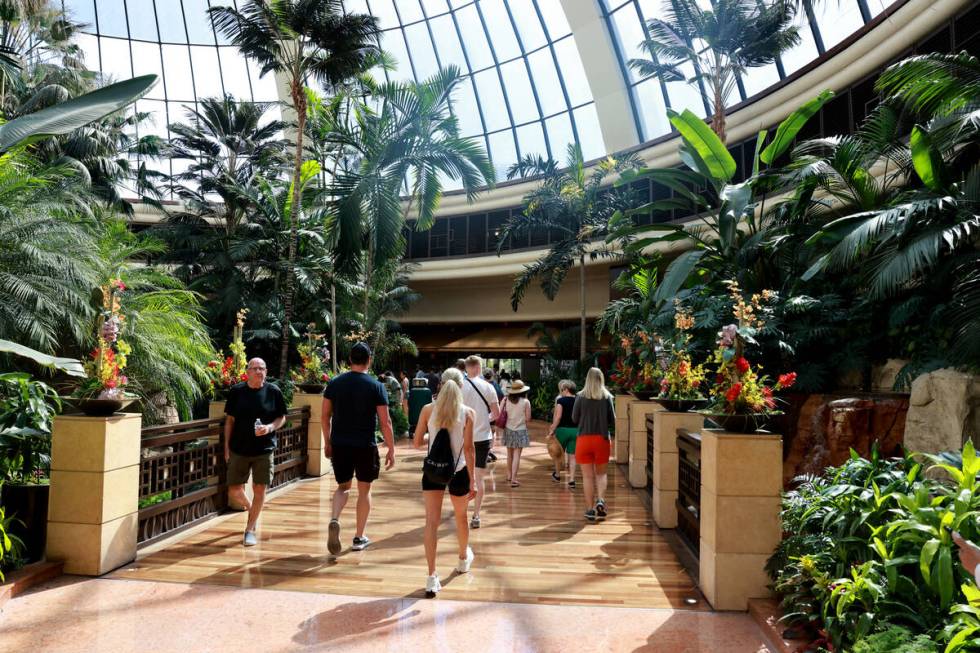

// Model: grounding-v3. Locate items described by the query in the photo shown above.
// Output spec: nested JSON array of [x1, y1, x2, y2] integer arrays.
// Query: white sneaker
[[243, 531, 257, 547], [456, 546, 474, 573], [425, 573, 441, 597]]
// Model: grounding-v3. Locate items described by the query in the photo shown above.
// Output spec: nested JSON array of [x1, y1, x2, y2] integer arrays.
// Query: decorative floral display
[[205, 308, 249, 399], [705, 281, 796, 415], [291, 324, 331, 386], [659, 303, 706, 400], [609, 331, 661, 395], [78, 279, 131, 399]]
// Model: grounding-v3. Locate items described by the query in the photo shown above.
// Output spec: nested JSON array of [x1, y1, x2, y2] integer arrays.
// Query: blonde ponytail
[[434, 368, 464, 429]]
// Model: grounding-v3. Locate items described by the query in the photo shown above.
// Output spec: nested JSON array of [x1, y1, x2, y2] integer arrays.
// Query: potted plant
[[616, 332, 661, 400], [0, 372, 60, 562], [290, 325, 331, 394], [700, 281, 796, 432], [656, 303, 708, 412], [66, 279, 137, 416], [205, 308, 249, 401]]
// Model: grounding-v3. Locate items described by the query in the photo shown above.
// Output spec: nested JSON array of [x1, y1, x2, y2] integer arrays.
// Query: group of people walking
[[221, 345, 615, 597]]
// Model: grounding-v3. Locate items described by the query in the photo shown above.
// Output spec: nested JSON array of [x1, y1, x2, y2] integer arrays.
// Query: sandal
[[510, 480, 520, 488]]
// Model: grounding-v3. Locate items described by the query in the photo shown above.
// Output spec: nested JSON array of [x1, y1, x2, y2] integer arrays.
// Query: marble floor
[[0, 576, 773, 652]]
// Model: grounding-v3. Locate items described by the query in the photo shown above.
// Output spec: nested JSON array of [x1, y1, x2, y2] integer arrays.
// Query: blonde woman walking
[[413, 368, 477, 597], [547, 379, 578, 488], [572, 368, 616, 521], [500, 380, 532, 487]]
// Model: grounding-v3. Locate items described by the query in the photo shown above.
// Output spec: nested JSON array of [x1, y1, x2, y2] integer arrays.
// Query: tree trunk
[[363, 237, 373, 330], [279, 83, 307, 380], [579, 253, 587, 363], [712, 83, 726, 144], [331, 281, 338, 373]]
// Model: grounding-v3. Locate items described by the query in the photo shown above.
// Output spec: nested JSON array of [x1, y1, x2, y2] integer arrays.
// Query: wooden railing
[[137, 406, 310, 545], [676, 428, 702, 557]]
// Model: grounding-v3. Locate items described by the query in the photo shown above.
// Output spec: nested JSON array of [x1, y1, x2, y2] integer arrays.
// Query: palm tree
[[629, 0, 800, 143], [209, 0, 381, 379], [503, 144, 642, 361], [323, 66, 494, 319]]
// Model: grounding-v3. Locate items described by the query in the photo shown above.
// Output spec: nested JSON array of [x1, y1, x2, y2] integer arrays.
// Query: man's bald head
[[245, 358, 268, 388]]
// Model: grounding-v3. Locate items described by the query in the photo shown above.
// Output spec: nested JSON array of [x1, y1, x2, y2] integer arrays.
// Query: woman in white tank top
[[413, 368, 476, 597]]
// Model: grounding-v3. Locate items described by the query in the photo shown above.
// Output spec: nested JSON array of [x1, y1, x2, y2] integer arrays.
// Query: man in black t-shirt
[[224, 357, 288, 547], [321, 342, 395, 555]]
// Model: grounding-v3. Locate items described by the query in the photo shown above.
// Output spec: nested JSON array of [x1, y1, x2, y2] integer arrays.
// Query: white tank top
[[427, 405, 468, 472]]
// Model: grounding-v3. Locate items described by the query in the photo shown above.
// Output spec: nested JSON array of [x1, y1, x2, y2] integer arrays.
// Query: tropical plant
[[209, 0, 381, 379], [0, 485, 27, 581], [658, 303, 706, 400], [629, 0, 800, 142], [503, 144, 642, 361], [205, 308, 249, 400], [0, 372, 60, 484], [323, 66, 495, 319], [290, 326, 331, 385]]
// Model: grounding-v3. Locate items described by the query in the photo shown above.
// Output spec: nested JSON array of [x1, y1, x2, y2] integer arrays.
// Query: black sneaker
[[352, 536, 372, 551], [487, 451, 497, 463], [568, 481, 576, 489], [584, 509, 597, 521], [595, 499, 607, 519], [327, 519, 341, 555], [551, 471, 560, 482]]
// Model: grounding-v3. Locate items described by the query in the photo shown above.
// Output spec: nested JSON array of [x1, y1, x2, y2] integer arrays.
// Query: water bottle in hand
[[254, 418, 262, 435]]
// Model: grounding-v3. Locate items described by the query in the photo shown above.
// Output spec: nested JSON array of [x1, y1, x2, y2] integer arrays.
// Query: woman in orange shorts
[[571, 367, 616, 521]]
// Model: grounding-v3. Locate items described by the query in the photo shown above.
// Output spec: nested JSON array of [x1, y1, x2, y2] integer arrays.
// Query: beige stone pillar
[[208, 400, 226, 419], [651, 411, 704, 529], [699, 430, 782, 611], [628, 400, 660, 487], [613, 394, 633, 463], [292, 393, 331, 477], [46, 413, 142, 576]]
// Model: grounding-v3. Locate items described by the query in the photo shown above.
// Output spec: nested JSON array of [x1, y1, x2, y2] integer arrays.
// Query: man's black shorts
[[331, 444, 380, 484], [474, 440, 491, 469], [421, 466, 471, 496]]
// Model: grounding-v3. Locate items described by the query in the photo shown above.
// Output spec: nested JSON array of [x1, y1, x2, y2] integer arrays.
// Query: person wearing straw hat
[[500, 379, 532, 487]]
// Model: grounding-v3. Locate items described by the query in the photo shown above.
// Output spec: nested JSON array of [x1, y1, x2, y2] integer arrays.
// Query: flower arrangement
[[77, 279, 132, 400], [609, 331, 661, 397], [704, 281, 796, 420], [205, 308, 248, 399], [291, 324, 331, 387], [659, 304, 707, 400]]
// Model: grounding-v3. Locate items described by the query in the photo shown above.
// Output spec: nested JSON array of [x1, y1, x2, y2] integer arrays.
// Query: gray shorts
[[227, 451, 275, 486]]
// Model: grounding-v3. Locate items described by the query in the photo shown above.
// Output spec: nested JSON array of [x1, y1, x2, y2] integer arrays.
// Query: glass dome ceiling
[[59, 0, 901, 190]]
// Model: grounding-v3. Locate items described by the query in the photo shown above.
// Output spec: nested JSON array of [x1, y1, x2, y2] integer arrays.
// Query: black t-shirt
[[225, 382, 288, 456], [556, 396, 577, 428], [426, 372, 440, 395], [323, 371, 389, 447]]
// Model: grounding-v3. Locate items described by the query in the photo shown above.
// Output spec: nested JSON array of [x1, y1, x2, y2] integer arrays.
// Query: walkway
[[113, 422, 699, 609]]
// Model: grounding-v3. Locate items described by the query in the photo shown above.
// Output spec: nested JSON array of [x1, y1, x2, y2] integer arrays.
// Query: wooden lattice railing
[[137, 406, 310, 545], [676, 428, 702, 558]]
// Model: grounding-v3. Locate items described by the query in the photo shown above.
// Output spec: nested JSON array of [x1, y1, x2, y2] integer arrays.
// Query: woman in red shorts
[[571, 367, 616, 521]]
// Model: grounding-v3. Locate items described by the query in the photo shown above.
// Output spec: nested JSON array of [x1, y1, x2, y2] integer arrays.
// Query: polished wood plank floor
[[113, 421, 704, 610]]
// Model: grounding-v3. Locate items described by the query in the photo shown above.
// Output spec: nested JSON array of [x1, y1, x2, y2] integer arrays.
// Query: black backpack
[[423, 427, 461, 485]]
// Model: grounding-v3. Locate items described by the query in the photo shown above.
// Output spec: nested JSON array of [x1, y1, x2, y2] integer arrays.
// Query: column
[[628, 400, 660, 487], [46, 413, 142, 576], [292, 393, 330, 477], [559, 0, 640, 152], [613, 394, 633, 463], [698, 430, 782, 611], [651, 410, 704, 528], [208, 400, 226, 419]]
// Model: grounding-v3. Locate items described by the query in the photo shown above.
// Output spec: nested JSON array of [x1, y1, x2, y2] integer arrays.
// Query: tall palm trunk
[[579, 252, 587, 363], [331, 281, 337, 372], [712, 80, 726, 144], [279, 78, 307, 379]]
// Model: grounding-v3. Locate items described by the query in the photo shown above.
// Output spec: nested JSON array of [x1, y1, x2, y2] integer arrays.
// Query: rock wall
[[782, 393, 909, 485], [904, 368, 980, 454]]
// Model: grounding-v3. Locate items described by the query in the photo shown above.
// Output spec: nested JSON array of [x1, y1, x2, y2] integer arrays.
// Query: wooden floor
[[113, 421, 704, 610]]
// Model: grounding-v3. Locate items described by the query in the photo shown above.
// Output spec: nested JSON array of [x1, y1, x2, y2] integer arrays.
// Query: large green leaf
[[910, 124, 948, 192], [668, 109, 736, 183], [0, 75, 158, 154], [760, 90, 834, 165], [653, 249, 706, 305], [0, 339, 85, 377]]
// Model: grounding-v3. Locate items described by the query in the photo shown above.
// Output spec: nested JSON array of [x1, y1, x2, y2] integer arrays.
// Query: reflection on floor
[[113, 421, 701, 609], [0, 576, 773, 652]]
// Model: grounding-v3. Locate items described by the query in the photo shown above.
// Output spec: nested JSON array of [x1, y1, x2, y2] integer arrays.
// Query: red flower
[[778, 372, 797, 388], [320, 373, 329, 381], [735, 357, 750, 374], [725, 383, 742, 403], [678, 361, 689, 376], [715, 374, 724, 385], [208, 360, 218, 368], [239, 373, 248, 381], [105, 379, 117, 389]]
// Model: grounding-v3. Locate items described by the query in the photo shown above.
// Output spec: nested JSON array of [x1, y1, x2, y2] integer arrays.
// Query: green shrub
[[0, 484, 27, 581], [769, 442, 980, 651], [389, 403, 409, 438], [852, 625, 938, 653]]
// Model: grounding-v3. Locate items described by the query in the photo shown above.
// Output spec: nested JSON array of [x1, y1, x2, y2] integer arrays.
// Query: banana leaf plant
[[606, 90, 835, 316], [0, 74, 157, 154]]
